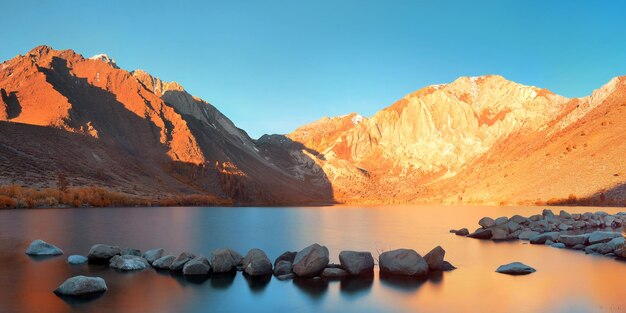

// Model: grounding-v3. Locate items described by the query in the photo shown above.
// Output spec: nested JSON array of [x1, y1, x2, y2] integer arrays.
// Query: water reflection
[[0, 205, 624, 313], [244, 274, 271, 293]]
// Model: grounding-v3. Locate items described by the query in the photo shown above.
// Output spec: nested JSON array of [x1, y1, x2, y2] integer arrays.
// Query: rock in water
[[557, 234, 588, 247], [273, 260, 293, 276], [54, 276, 107, 296], [496, 262, 536, 275], [211, 248, 243, 273], [321, 267, 348, 279], [25, 239, 63, 256], [454, 228, 470, 236], [490, 226, 510, 241], [293, 244, 330, 277], [109, 255, 150, 271], [529, 232, 560, 244], [183, 256, 211, 275], [121, 248, 141, 256], [339, 251, 374, 275], [88, 244, 121, 263], [274, 251, 297, 266], [243, 249, 273, 276], [441, 261, 456, 271], [67, 255, 88, 264], [588, 231, 622, 245], [379, 249, 429, 276], [467, 228, 492, 239], [423, 246, 446, 271], [479, 217, 496, 229], [518, 230, 539, 240], [152, 255, 176, 269], [169, 252, 196, 271], [143, 248, 164, 264]]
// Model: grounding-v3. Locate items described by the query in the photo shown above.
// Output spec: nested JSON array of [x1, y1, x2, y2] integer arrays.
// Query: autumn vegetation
[[0, 183, 231, 209]]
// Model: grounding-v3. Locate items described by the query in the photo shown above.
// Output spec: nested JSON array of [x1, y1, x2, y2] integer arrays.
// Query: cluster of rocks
[[25, 240, 455, 297], [452, 209, 626, 259]]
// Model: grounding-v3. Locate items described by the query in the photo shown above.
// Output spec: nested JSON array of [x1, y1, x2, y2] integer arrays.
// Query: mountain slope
[[0, 46, 332, 204]]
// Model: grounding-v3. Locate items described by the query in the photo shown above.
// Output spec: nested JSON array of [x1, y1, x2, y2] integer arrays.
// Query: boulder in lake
[[211, 248, 244, 273], [559, 210, 572, 219], [423, 246, 446, 271], [615, 245, 626, 259], [441, 261, 456, 271], [25, 239, 63, 256], [453, 228, 470, 236], [506, 221, 521, 233], [169, 252, 196, 271], [490, 226, 510, 241], [585, 243, 613, 255], [292, 244, 329, 277], [379, 249, 428, 276], [338, 251, 374, 275], [467, 228, 492, 239], [588, 231, 622, 245], [183, 256, 211, 275], [321, 267, 348, 279], [121, 248, 141, 256], [551, 243, 566, 249], [495, 216, 509, 226], [109, 255, 150, 271], [152, 255, 176, 269], [273, 260, 293, 276], [54, 276, 107, 296], [479, 217, 496, 229], [68, 255, 88, 264], [88, 244, 121, 263], [542, 209, 555, 218], [558, 234, 588, 247], [607, 237, 625, 251], [572, 244, 586, 250], [243, 249, 273, 276], [518, 230, 539, 240], [274, 251, 297, 266], [496, 262, 536, 275], [142, 248, 164, 264], [529, 232, 560, 244]]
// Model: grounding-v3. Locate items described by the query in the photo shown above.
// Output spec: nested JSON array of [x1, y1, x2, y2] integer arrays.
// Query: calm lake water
[[0, 205, 624, 313]]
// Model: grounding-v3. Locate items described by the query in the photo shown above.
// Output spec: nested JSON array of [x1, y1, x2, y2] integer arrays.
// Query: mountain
[[1, 45, 624, 206], [262, 75, 626, 205], [0, 46, 332, 204]]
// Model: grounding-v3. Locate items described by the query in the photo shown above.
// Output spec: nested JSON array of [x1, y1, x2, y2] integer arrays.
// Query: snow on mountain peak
[[89, 54, 118, 68]]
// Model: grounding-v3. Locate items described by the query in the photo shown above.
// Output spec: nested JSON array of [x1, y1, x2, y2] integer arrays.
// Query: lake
[[0, 205, 624, 313]]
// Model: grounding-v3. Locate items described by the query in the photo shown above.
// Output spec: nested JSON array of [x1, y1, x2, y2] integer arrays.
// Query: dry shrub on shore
[[0, 184, 230, 209]]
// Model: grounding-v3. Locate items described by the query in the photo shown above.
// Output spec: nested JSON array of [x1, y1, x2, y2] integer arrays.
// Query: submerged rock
[[321, 267, 348, 279], [338, 251, 374, 275], [496, 262, 536, 275], [585, 243, 613, 255], [243, 249, 273, 276], [152, 255, 176, 269], [54, 276, 107, 296], [551, 243, 566, 249], [183, 256, 211, 276], [293, 244, 329, 277], [25, 240, 63, 256], [423, 246, 446, 271], [169, 252, 196, 271], [453, 228, 470, 236], [143, 248, 164, 264], [468, 228, 492, 239], [211, 248, 244, 273], [88, 244, 121, 263], [441, 261, 456, 271], [379, 249, 428, 276], [109, 255, 150, 271], [67, 255, 88, 264]]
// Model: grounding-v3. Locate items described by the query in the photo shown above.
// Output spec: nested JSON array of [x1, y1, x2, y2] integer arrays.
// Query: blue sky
[[2, 1, 625, 138]]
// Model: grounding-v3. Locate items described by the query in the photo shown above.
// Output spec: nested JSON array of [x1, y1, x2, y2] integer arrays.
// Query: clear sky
[[2, 1, 625, 138]]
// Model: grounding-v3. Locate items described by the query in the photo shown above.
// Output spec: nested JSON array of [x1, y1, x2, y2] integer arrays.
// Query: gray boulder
[[495, 216, 509, 226], [558, 234, 588, 246], [518, 230, 539, 240], [607, 237, 625, 250], [441, 261, 456, 271], [379, 249, 428, 276], [467, 228, 492, 239], [109, 255, 150, 271], [321, 267, 348, 279], [293, 244, 329, 277], [142, 248, 164, 264], [551, 243, 566, 249], [585, 243, 613, 255], [152, 255, 176, 269], [510, 215, 528, 224], [615, 245, 626, 259], [183, 256, 211, 275], [273, 260, 293, 276], [211, 248, 244, 273], [243, 249, 273, 276], [169, 252, 196, 271], [67, 255, 88, 264], [572, 244, 586, 250], [121, 248, 141, 256], [274, 251, 297, 266], [423, 246, 446, 271], [88, 244, 121, 263], [496, 262, 536, 275], [506, 221, 521, 233], [558, 223, 572, 231], [454, 228, 470, 236], [559, 210, 572, 219], [542, 209, 555, 218], [25, 239, 63, 256], [479, 217, 496, 229], [588, 231, 622, 245], [54, 276, 107, 296], [529, 232, 560, 244], [338, 251, 374, 275], [491, 226, 509, 241]]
